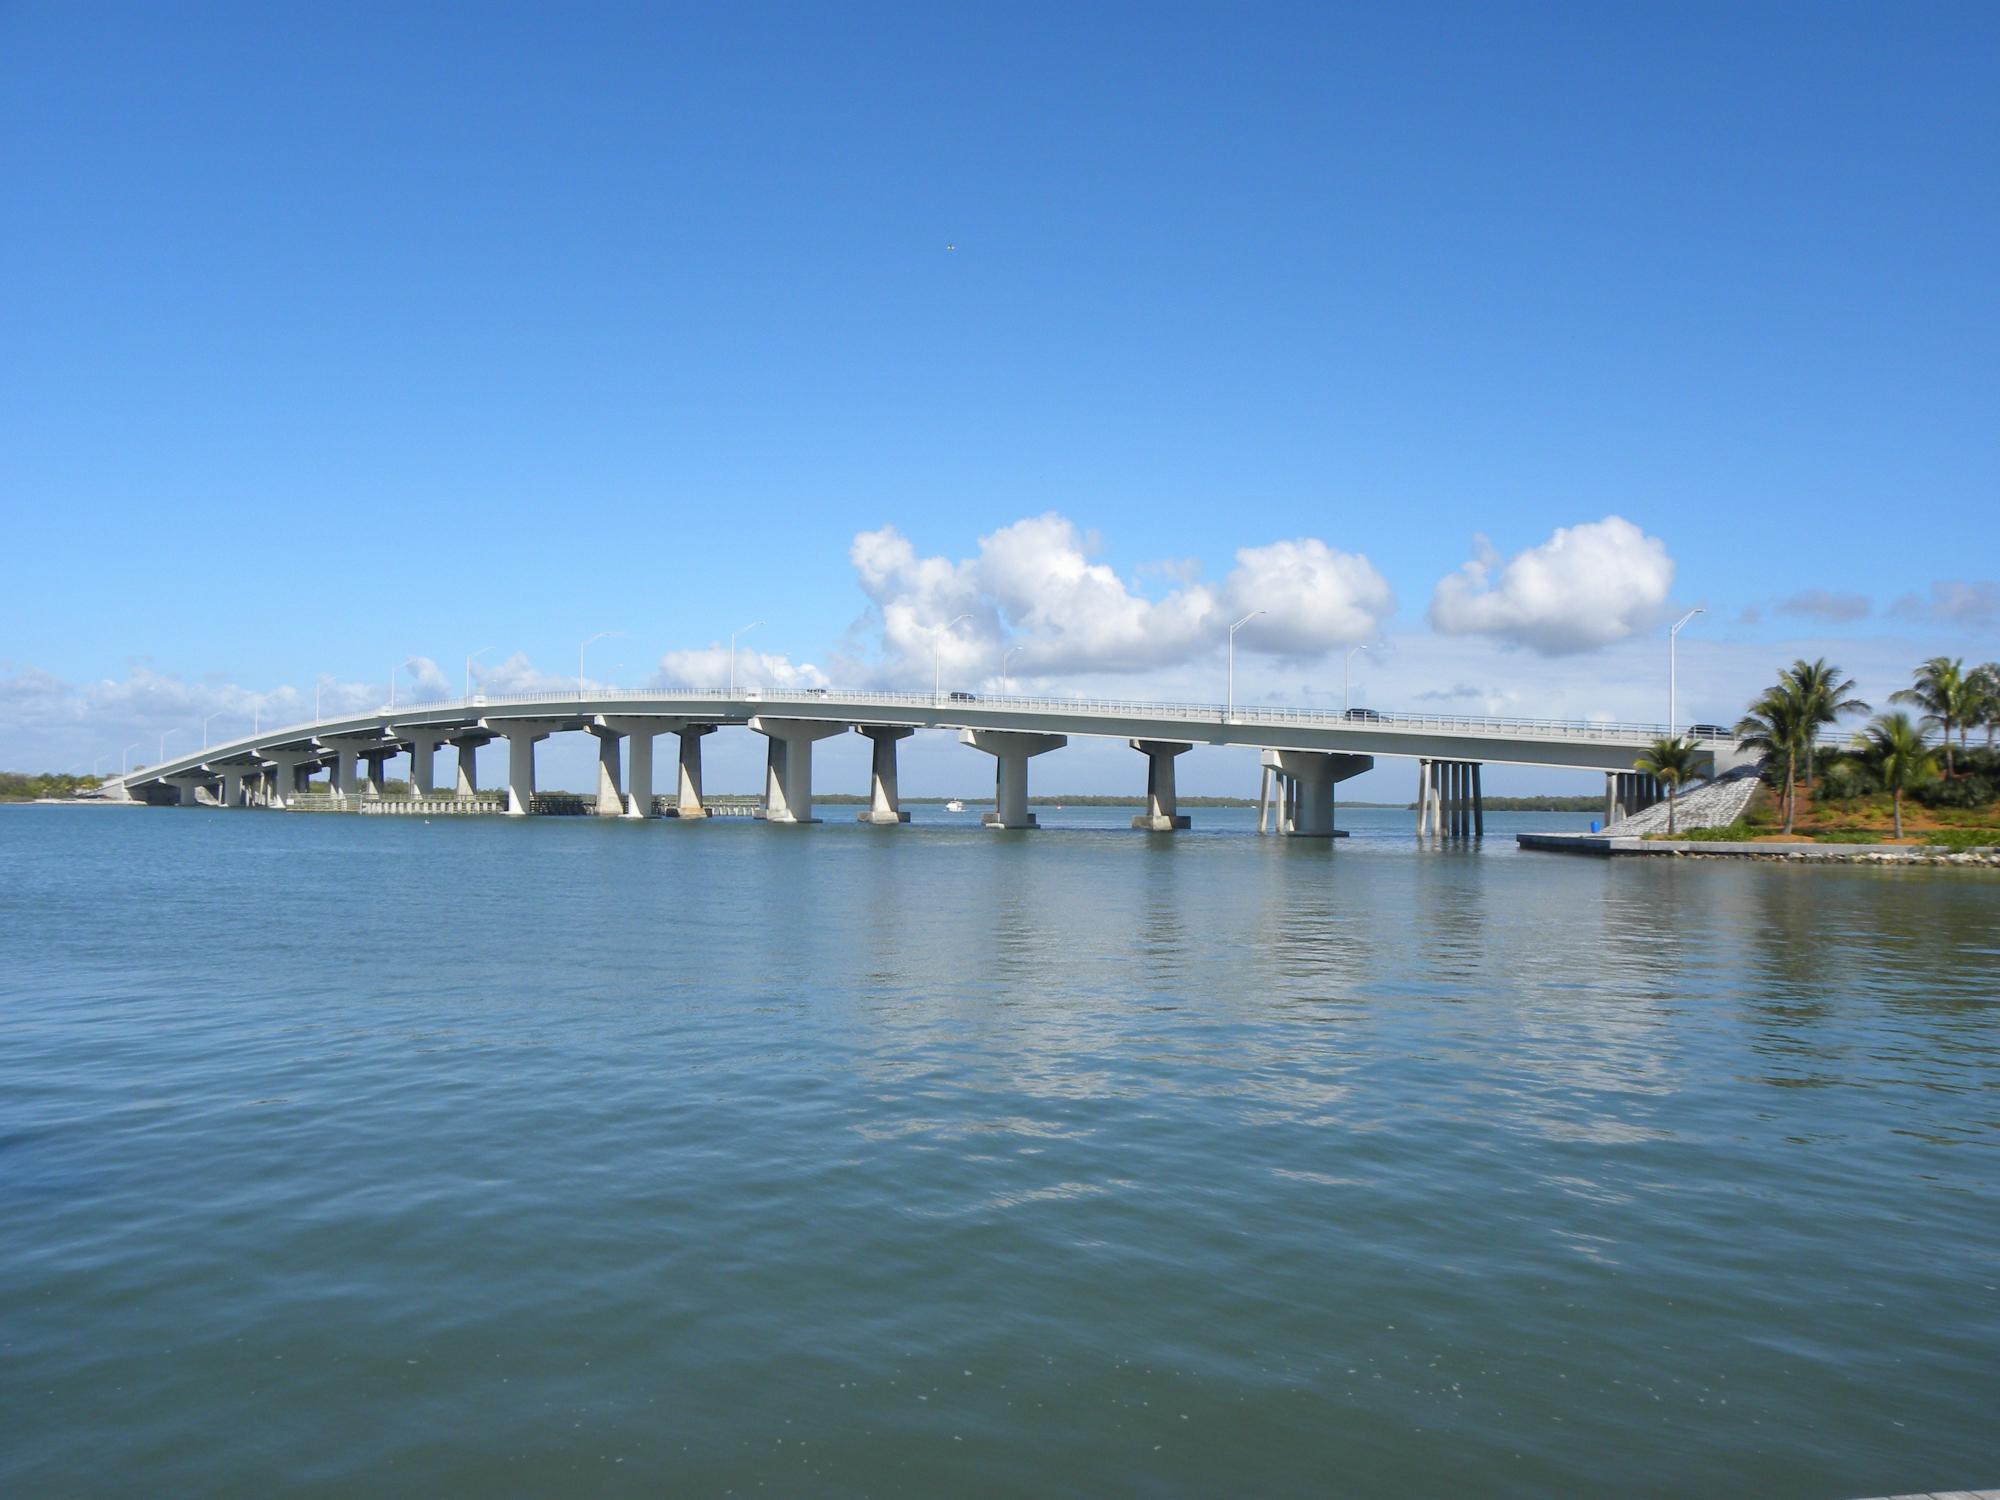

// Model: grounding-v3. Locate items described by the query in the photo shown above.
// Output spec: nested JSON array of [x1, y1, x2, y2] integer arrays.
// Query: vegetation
[[1853, 712, 1937, 840], [1720, 655, 1999, 844], [0, 771, 103, 802], [1632, 736, 1706, 835], [1891, 656, 1977, 775]]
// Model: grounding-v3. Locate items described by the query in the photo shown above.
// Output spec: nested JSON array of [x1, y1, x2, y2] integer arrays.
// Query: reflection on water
[[0, 805, 1994, 1498]]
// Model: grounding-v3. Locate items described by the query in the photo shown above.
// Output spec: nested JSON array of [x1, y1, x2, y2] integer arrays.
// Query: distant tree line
[[0, 771, 104, 802]]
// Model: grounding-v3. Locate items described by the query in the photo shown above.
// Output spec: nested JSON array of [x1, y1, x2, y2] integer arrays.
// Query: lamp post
[[1227, 610, 1265, 720], [203, 711, 224, 749], [580, 631, 622, 697], [123, 741, 140, 775], [314, 677, 324, 721], [1002, 647, 1019, 692], [730, 622, 763, 697], [1669, 607, 1704, 737], [1344, 643, 1373, 713], [933, 614, 971, 706], [465, 647, 493, 700], [160, 728, 179, 765]]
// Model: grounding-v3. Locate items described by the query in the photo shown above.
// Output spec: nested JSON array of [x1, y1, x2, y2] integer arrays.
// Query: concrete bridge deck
[[100, 687, 1745, 837]]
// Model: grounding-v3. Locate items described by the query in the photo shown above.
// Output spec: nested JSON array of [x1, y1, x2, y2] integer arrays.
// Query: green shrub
[[1815, 758, 1877, 801], [1914, 774, 1996, 809], [1651, 822, 1756, 841], [1809, 829, 1884, 844]]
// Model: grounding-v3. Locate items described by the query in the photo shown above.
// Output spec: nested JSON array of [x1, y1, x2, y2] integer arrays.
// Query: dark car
[[1342, 707, 1384, 722], [949, 691, 978, 702], [803, 687, 829, 696], [1686, 722, 1729, 739]]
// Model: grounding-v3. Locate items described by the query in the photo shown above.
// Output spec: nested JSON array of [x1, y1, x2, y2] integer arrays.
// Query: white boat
[[944, 799, 965, 813]]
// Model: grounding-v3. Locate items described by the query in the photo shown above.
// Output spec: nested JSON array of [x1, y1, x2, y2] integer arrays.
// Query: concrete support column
[[503, 732, 543, 815], [595, 716, 672, 817], [449, 732, 491, 796], [1473, 763, 1484, 838], [587, 725, 626, 816], [960, 728, 1066, 829], [1267, 749, 1372, 838], [750, 717, 848, 824], [256, 751, 312, 809], [333, 745, 358, 797], [393, 728, 453, 796], [673, 725, 714, 817], [221, 767, 246, 807], [361, 751, 393, 798], [1130, 740, 1193, 830], [165, 774, 210, 808], [858, 726, 914, 824]]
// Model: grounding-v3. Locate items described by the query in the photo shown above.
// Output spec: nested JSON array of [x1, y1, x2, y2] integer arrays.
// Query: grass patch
[[1647, 823, 1755, 842], [1923, 828, 2000, 851]]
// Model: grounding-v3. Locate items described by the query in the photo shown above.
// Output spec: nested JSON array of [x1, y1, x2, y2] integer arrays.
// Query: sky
[[3, 1, 1996, 797]]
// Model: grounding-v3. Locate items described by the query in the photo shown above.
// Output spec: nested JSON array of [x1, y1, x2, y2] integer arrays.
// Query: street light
[[160, 728, 179, 765], [203, 711, 225, 749], [1669, 607, 1705, 737], [1002, 647, 1019, 692], [730, 622, 763, 697], [314, 676, 324, 721], [1227, 610, 1265, 720], [123, 740, 140, 775], [1343, 643, 1374, 713], [465, 647, 493, 701], [580, 631, 623, 697], [933, 614, 972, 705]]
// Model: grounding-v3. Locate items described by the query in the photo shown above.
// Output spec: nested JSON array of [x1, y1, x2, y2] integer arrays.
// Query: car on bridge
[[1342, 707, 1383, 722]]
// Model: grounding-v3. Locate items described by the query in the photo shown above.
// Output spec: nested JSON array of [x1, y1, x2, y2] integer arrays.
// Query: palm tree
[[1782, 657, 1869, 788], [1736, 683, 1808, 833], [1891, 656, 1971, 775], [1633, 736, 1707, 836], [1971, 662, 2000, 750], [1854, 712, 1937, 839]]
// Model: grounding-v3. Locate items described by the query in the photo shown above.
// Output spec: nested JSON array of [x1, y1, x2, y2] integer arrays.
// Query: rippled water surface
[[2, 803, 1995, 1497]]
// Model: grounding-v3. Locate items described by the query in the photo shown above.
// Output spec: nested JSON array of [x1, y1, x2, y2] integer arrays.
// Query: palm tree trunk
[[1667, 784, 1677, 836], [1782, 754, 1797, 833], [1892, 787, 1903, 840]]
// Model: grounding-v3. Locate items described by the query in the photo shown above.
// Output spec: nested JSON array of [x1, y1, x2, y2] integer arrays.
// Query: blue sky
[[3, 2, 1996, 795]]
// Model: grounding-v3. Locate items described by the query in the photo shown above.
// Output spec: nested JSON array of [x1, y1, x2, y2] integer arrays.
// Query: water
[[2, 803, 1995, 1497]]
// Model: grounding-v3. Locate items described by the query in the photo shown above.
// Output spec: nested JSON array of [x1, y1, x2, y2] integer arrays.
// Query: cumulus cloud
[[1427, 516, 1675, 655], [476, 652, 581, 696], [402, 655, 453, 699], [1890, 579, 2000, 628], [653, 646, 829, 692], [1776, 589, 1870, 624], [846, 512, 1393, 681]]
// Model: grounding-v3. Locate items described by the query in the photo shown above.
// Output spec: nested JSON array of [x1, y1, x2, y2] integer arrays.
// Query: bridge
[[99, 687, 1748, 836]]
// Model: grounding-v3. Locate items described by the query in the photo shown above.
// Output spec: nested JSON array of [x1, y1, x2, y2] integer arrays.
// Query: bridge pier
[[1604, 771, 1660, 825], [396, 727, 453, 797], [751, 717, 846, 824], [449, 731, 491, 797], [361, 749, 394, 798], [961, 728, 1066, 829], [165, 773, 211, 807], [587, 724, 627, 817], [1266, 749, 1371, 837], [596, 716, 678, 817], [1418, 758, 1485, 838], [220, 766, 247, 807], [487, 719, 570, 816], [1130, 740, 1192, 830], [320, 735, 391, 800], [858, 726, 914, 823], [670, 724, 714, 817], [256, 750, 314, 809]]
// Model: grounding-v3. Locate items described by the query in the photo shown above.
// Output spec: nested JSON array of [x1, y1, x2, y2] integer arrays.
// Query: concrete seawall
[[1520, 832, 2000, 867]]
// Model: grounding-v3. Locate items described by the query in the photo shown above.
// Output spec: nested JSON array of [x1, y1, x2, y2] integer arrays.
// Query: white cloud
[[476, 652, 578, 696], [402, 655, 453, 700], [1428, 516, 1675, 655], [653, 646, 829, 692], [846, 513, 1392, 681]]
